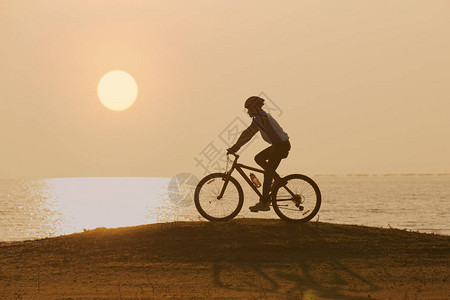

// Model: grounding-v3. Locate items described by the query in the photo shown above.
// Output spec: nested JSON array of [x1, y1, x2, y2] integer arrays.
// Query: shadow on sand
[[209, 221, 379, 299]]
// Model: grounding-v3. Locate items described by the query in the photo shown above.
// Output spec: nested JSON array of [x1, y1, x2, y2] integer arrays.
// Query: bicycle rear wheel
[[272, 174, 321, 223], [194, 173, 244, 221]]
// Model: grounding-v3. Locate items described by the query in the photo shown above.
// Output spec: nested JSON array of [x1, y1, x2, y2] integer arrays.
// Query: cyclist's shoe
[[271, 178, 288, 191], [249, 201, 270, 212]]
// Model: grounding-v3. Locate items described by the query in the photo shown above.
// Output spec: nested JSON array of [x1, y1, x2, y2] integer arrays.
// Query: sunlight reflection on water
[[45, 177, 207, 236], [0, 178, 200, 241]]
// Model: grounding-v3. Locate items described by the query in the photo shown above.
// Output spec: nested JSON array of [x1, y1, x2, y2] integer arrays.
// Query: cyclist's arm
[[230, 122, 259, 152]]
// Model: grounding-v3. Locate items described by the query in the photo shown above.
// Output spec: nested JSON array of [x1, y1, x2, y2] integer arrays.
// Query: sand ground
[[1, 219, 449, 299]]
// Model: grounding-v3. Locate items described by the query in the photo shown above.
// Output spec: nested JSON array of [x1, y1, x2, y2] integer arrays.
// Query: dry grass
[[0, 219, 449, 299]]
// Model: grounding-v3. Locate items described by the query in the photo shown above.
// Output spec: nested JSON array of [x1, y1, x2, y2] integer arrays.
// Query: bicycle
[[194, 153, 321, 222]]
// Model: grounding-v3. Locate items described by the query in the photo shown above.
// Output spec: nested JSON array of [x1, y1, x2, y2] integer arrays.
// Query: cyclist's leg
[[254, 146, 272, 170], [262, 157, 282, 201], [263, 141, 291, 201]]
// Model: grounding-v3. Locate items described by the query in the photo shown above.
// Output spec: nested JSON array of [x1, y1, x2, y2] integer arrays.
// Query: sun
[[97, 70, 138, 111]]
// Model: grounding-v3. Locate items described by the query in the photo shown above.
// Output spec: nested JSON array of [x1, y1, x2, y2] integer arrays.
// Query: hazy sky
[[1, 1, 449, 178]]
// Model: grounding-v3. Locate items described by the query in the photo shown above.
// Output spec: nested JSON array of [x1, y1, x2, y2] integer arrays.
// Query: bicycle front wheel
[[194, 173, 244, 221], [272, 174, 321, 223]]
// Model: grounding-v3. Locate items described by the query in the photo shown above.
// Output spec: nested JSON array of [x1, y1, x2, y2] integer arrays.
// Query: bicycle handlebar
[[227, 152, 240, 159]]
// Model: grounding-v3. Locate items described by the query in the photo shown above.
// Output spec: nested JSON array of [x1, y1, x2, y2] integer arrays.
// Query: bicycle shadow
[[211, 221, 379, 299]]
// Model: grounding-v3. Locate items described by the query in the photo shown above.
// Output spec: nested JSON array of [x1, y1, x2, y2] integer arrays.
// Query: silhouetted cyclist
[[227, 96, 291, 212]]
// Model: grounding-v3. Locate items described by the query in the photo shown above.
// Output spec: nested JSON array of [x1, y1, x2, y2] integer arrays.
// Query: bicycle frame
[[218, 153, 295, 201]]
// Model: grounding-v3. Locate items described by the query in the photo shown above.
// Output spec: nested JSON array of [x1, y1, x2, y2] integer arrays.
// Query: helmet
[[244, 96, 264, 109]]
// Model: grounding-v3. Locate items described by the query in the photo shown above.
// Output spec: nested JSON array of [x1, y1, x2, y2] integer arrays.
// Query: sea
[[0, 175, 449, 242]]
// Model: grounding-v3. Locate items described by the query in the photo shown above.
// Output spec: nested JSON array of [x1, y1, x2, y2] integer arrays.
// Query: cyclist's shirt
[[233, 111, 289, 150]]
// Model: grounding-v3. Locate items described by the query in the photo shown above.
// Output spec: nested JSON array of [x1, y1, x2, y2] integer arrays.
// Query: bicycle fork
[[217, 167, 235, 200]]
